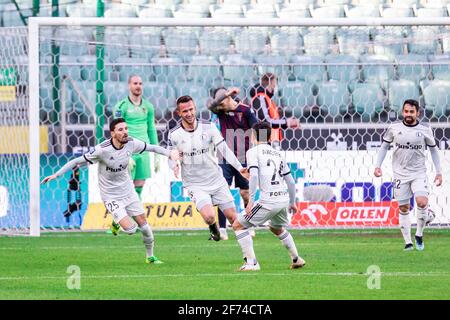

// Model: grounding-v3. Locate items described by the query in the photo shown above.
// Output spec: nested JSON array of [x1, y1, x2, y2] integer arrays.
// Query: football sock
[[140, 223, 154, 258], [135, 186, 143, 199], [399, 210, 412, 244], [278, 230, 299, 260], [235, 230, 256, 264], [415, 205, 428, 237], [218, 209, 227, 229]]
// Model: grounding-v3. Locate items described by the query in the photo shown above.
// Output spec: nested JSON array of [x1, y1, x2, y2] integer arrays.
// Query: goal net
[[1, 17, 450, 235]]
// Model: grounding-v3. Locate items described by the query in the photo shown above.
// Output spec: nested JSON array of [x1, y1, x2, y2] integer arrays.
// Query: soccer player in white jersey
[[41, 118, 181, 264], [374, 99, 442, 251], [168, 95, 250, 244], [232, 122, 306, 271]]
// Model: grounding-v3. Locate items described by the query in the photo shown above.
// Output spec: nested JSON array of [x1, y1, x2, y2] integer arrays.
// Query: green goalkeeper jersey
[[113, 97, 158, 145]]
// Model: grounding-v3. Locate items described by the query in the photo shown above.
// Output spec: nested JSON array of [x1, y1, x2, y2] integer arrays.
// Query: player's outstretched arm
[[374, 141, 390, 177], [216, 141, 245, 178], [41, 156, 87, 184], [143, 144, 181, 161], [429, 146, 443, 186]]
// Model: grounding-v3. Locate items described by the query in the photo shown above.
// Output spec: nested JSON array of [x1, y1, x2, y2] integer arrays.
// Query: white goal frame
[[28, 17, 450, 236]]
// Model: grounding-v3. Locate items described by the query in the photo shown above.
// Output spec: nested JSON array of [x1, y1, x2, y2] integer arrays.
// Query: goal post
[[19, 16, 450, 236]]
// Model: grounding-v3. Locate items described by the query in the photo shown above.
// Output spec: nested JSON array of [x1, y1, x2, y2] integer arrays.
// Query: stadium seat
[[103, 81, 129, 113], [317, 81, 351, 118], [441, 31, 450, 53], [360, 55, 395, 89], [103, 31, 130, 62], [380, 7, 414, 18], [186, 56, 223, 85], [280, 81, 315, 118], [176, 83, 210, 111], [129, 29, 162, 59], [408, 27, 439, 54], [415, 6, 447, 17], [55, 28, 90, 57], [303, 29, 335, 56], [151, 56, 186, 84], [199, 29, 233, 56], [343, 5, 380, 18], [70, 81, 95, 123], [59, 55, 81, 81], [325, 54, 360, 83], [66, 3, 97, 17], [336, 29, 370, 56], [210, 5, 244, 18], [138, 7, 173, 18], [114, 56, 153, 82], [277, 5, 310, 19], [220, 54, 256, 87], [291, 55, 327, 83], [387, 80, 420, 113], [373, 31, 406, 59], [310, 5, 345, 18], [429, 55, 450, 81], [173, 3, 211, 18], [244, 4, 277, 18], [351, 83, 385, 120], [141, 82, 176, 112], [270, 29, 304, 56], [234, 29, 268, 55], [1, 4, 30, 26], [104, 5, 137, 18], [422, 80, 450, 118], [162, 29, 199, 56], [254, 55, 290, 83], [395, 54, 430, 83]]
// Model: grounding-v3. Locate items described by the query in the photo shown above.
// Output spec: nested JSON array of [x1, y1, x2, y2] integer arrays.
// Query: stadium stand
[[1, 0, 450, 126]]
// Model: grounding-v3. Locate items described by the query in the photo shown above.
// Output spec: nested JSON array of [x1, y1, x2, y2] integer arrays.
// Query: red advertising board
[[291, 201, 399, 227]]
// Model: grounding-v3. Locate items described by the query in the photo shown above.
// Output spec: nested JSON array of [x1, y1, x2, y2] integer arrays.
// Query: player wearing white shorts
[[374, 99, 442, 251], [169, 95, 249, 243], [42, 118, 181, 264], [232, 121, 306, 271]]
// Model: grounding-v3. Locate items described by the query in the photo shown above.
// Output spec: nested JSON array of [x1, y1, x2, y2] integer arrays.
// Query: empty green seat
[[351, 83, 385, 119], [423, 80, 450, 119], [317, 81, 350, 117], [387, 80, 420, 113]]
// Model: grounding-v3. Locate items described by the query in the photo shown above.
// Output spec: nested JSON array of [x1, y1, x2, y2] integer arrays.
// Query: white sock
[[140, 223, 154, 258], [399, 211, 412, 244], [278, 230, 299, 260], [235, 229, 257, 264], [415, 206, 428, 237]]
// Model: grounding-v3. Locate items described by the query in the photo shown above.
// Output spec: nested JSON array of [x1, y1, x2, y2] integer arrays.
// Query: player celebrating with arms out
[[232, 121, 306, 271], [42, 118, 181, 264], [374, 99, 442, 251], [168, 95, 250, 247]]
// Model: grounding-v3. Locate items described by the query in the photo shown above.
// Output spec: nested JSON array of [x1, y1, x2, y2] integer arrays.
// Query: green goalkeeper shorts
[[130, 152, 151, 181]]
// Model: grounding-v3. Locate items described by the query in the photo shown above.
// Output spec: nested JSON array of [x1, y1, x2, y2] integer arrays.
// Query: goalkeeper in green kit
[[109, 75, 159, 235]]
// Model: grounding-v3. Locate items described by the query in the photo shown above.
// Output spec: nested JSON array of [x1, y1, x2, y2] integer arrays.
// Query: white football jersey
[[246, 143, 291, 205], [83, 138, 148, 200], [382, 121, 437, 179], [168, 120, 228, 188]]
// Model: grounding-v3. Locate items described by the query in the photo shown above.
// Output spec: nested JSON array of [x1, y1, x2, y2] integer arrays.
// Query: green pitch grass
[[1, 228, 449, 300]]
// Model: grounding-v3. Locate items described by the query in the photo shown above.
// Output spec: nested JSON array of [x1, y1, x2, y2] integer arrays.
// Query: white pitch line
[[0, 242, 414, 251], [0, 272, 449, 282]]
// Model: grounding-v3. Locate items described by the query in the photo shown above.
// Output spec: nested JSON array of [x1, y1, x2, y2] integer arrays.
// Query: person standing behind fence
[[250, 72, 300, 149]]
